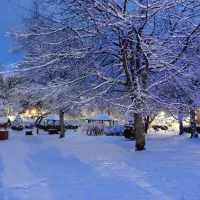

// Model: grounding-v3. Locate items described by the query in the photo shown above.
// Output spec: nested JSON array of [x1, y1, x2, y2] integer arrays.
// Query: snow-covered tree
[[12, 115, 24, 130], [0, 74, 22, 115], [10, 0, 200, 150]]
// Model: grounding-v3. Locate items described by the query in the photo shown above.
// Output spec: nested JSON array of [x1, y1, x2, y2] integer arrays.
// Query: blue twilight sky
[[0, 0, 31, 66]]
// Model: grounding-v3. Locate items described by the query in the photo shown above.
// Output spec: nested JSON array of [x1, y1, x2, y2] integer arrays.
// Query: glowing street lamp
[[160, 111, 165, 117], [31, 109, 37, 115]]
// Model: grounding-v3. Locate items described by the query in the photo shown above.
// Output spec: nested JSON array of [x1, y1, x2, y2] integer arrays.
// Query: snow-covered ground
[[0, 129, 200, 200]]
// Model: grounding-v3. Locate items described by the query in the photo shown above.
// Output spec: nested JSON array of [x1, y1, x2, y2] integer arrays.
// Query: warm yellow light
[[160, 111, 165, 117], [31, 109, 37, 115]]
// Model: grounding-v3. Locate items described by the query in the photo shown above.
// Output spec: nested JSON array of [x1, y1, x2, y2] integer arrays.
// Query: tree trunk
[[134, 113, 145, 150], [190, 106, 198, 138], [144, 115, 149, 134], [35, 116, 42, 126], [179, 121, 184, 135], [178, 111, 184, 135], [59, 110, 65, 139]]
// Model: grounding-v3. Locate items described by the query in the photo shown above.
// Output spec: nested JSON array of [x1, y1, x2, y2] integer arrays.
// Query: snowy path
[[0, 130, 200, 200]]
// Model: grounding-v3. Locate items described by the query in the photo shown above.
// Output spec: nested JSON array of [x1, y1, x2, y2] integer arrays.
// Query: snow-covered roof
[[0, 117, 9, 123], [45, 115, 60, 121], [86, 113, 113, 121]]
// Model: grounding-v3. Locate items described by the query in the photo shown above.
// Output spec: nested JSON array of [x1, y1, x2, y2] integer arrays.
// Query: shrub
[[79, 123, 105, 136], [11, 115, 25, 131], [79, 123, 124, 136], [183, 125, 200, 133], [105, 125, 124, 136], [123, 124, 135, 140], [24, 118, 35, 129]]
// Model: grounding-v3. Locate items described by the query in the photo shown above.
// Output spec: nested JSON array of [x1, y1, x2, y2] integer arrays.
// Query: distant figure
[[8, 118, 11, 127]]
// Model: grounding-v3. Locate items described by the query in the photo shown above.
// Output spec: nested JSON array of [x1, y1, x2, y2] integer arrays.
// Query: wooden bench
[[48, 129, 59, 135], [26, 130, 33, 135]]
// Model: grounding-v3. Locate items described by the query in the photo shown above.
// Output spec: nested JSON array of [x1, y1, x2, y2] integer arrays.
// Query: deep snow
[[0, 129, 200, 200]]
